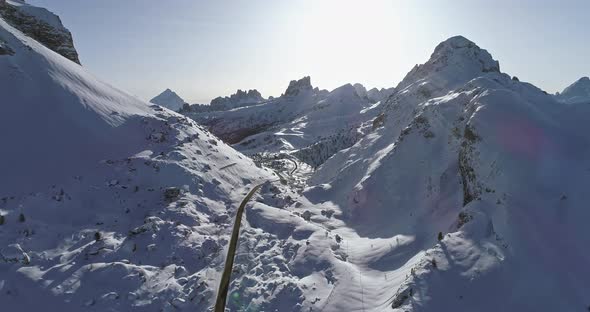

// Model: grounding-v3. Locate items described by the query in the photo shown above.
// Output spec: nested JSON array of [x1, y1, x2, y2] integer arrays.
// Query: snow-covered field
[[1, 2, 589, 312]]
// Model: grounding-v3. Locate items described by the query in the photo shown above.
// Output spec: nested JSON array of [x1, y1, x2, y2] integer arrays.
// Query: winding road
[[214, 182, 265, 312], [214, 156, 301, 311], [286, 157, 298, 175]]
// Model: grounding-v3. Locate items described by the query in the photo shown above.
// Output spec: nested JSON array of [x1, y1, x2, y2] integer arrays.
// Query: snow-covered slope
[[0, 0, 79, 63], [150, 88, 187, 112], [3, 3, 590, 310], [556, 76, 590, 105], [0, 17, 153, 196], [0, 13, 301, 312], [308, 36, 590, 311]]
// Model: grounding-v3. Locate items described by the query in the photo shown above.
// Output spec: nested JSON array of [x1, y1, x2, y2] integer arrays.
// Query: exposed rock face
[[0, 38, 14, 55], [284, 76, 313, 97], [357, 84, 395, 103], [353, 83, 368, 99], [210, 89, 264, 110], [0, 0, 80, 63]]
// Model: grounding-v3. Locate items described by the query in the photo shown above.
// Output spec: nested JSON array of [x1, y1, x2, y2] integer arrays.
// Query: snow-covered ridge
[[0, 0, 79, 63], [396, 35, 499, 93], [310, 35, 589, 311], [0, 11, 299, 311], [0, 16, 151, 195], [556, 76, 590, 104]]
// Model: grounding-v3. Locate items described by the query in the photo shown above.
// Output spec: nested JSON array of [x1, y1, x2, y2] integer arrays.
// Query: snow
[[0, 14, 293, 311], [150, 88, 186, 112], [184, 78, 386, 170], [0, 17, 152, 195], [2, 5, 590, 311], [311, 36, 590, 310], [556, 76, 590, 105]]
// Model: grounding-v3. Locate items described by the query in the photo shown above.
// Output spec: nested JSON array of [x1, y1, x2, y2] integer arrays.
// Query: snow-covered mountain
[[150, 88, 187, 112], [556, 76, 590, 105], [182, 76, 388, 168], [3, 2, 590, 311], [0, 0, 79, 63], [0, 10, 303, 312], [309, 35, 590, 311]]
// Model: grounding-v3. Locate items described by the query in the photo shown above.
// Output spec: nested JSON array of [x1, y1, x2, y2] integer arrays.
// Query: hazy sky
[[28, 0, 590, 104]]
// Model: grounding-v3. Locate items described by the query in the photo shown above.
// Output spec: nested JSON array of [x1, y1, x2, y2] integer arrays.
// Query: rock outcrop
[[0, 0, 80, 63], [284, 76, 313, 97], [0, 37, 13, 55], [210, 89, 264, 110]]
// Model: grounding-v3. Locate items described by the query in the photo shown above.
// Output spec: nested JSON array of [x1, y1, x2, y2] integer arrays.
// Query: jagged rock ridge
[[0, 0, 80, 63], [284, 76, 314, 97], [210, 89, 265, 110]]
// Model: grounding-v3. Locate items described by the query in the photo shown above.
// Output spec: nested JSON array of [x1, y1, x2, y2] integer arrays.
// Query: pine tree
[[437, 232, 443, 241]]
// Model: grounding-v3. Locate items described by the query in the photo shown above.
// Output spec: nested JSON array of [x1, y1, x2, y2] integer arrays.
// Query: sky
[[28, 0, 590, 104]]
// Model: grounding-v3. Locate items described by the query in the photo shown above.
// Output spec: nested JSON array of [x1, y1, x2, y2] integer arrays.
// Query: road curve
[[214, 182, 265, 312], [214, 156, 297, 310], [287, 158, 298, 175]]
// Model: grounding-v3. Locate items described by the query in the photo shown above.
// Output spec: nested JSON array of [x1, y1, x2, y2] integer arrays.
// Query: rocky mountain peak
[[234, 89, 263, 99], [396, 36, 500, 91], [353, 83, 368, 98], [210, 88, 265, 110], [432, 35, 499, 72], [284, 76, 313, 97]]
